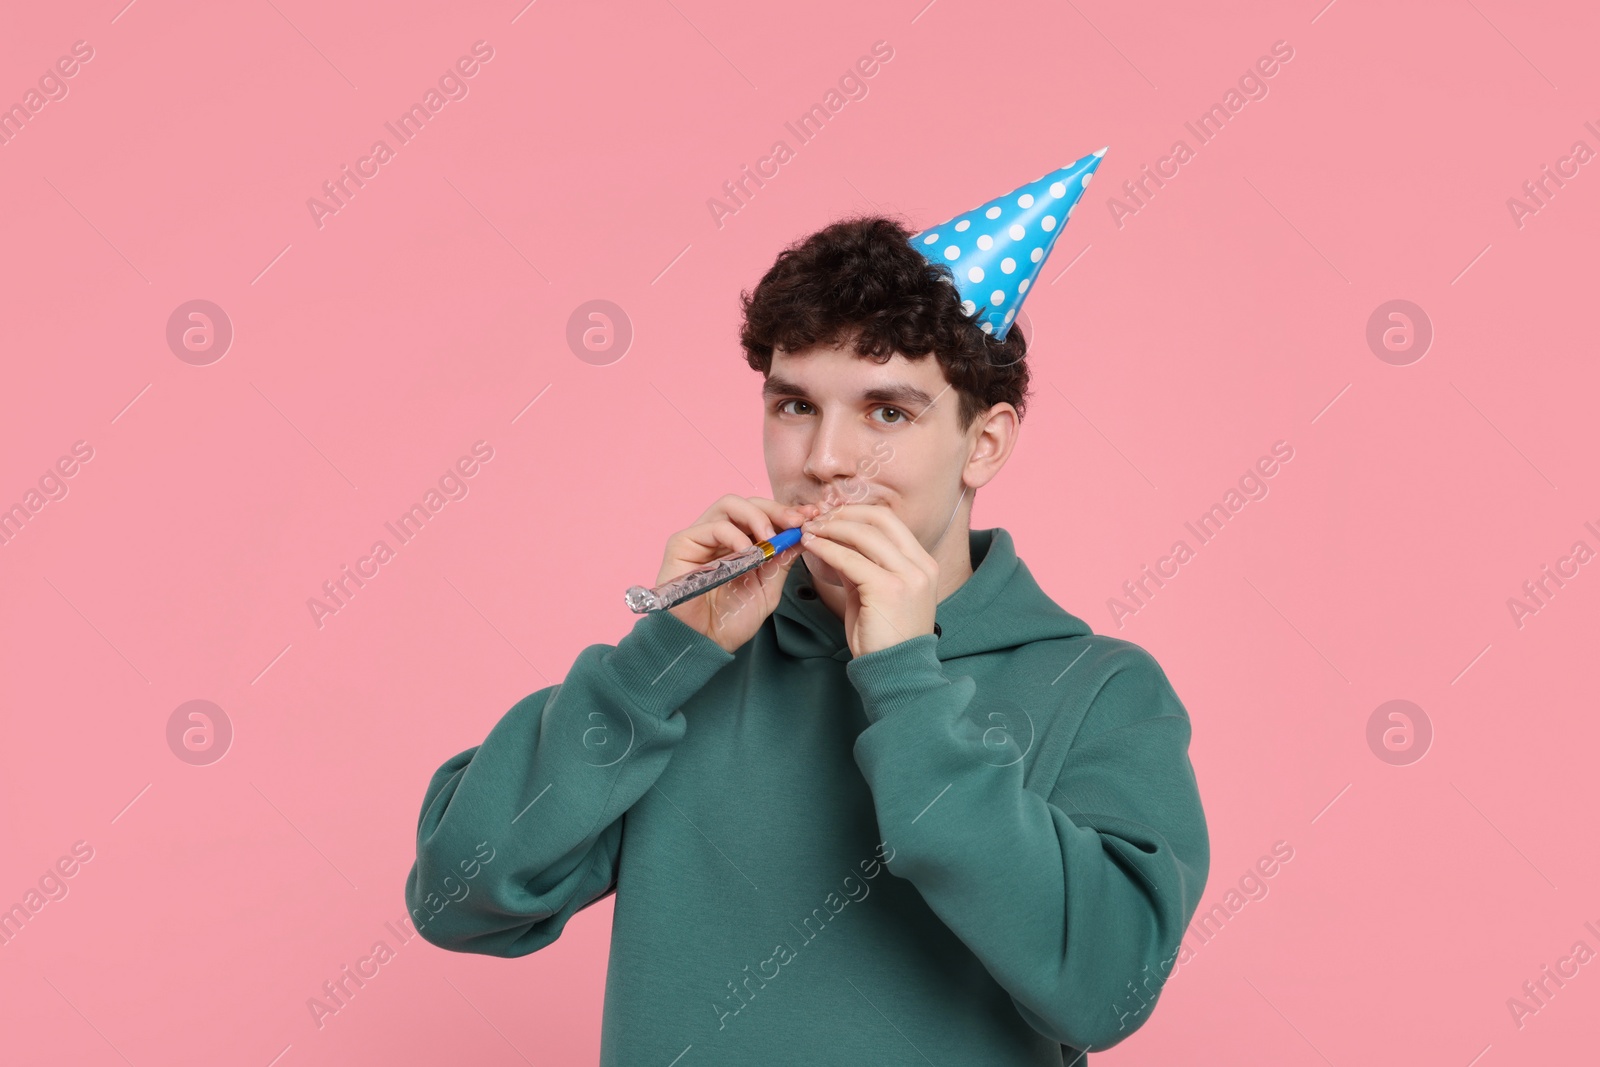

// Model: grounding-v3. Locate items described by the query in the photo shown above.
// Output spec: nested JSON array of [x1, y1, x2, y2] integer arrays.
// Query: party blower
[[625, 527, 804, 613], [624, 147, 1107, 613]]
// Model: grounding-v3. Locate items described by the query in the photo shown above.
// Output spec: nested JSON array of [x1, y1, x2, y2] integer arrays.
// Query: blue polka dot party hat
[[909, 147, 1106, 341]]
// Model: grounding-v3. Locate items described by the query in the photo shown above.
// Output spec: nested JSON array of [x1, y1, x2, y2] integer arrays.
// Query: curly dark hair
[[738, 214, 1031, 432]]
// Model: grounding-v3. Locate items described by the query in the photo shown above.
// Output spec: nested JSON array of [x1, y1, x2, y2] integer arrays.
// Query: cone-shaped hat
[[909, 147, 1106, 341]]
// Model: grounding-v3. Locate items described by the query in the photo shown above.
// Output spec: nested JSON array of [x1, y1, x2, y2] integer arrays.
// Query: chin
[[803, 550, 846, 587]]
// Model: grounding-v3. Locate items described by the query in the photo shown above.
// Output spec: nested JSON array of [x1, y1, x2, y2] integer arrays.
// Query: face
[[762, 340, 979, 587]]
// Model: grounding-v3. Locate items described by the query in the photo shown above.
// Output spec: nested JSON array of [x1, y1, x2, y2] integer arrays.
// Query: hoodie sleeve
[[847, 633, 1209, 1053], [405, 608, 735, 957]]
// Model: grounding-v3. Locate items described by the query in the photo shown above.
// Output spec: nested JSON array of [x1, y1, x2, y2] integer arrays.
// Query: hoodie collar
[[771, 527, 1092, 662]]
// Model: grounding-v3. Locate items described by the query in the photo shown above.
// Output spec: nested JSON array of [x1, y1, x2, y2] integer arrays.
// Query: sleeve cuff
[[844, 633, 951, 726], [605, 609, 736, 721]]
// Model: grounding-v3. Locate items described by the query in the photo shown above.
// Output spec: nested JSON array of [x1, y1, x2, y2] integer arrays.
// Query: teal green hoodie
[[405, 527, 1209, 1065]]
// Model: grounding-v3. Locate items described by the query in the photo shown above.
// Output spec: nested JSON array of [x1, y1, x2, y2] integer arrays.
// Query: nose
[[800, 410, 869, 489]]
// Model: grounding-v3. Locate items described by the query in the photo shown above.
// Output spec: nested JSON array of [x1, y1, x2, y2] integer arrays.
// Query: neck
[[931, 522, 976, 601]]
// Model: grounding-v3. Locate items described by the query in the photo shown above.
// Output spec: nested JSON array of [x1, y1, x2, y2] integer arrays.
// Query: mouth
[[790, 490, 889, 510]]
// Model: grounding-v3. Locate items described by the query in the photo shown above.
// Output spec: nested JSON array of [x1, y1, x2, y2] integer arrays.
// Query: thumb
[[725, 544, 797, 604]]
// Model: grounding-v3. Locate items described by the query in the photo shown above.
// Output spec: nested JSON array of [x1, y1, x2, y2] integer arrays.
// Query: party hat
[[909, 147, 1106, 341]]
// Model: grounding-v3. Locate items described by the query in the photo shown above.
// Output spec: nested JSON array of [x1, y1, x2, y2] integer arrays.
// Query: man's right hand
[[660, 495, 820, 653]]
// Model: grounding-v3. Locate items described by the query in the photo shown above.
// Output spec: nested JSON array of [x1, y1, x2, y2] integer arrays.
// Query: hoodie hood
[[772, 527, 1092, 662]]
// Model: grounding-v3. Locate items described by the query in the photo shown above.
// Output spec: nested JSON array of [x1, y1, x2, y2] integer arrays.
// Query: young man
[[405, 159, 1209, 1065]]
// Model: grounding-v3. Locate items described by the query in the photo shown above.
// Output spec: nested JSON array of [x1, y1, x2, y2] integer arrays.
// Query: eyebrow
[[762, 375, 935, 411]]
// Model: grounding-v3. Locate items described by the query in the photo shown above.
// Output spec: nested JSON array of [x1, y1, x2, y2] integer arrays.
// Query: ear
[[964, 403, 1019, 489]]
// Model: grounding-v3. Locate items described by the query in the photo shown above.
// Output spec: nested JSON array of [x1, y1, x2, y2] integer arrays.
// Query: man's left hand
[[800, 503, 940, 658]]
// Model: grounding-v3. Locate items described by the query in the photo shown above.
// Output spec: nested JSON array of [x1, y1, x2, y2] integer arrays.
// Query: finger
[[745, 496, 818, 538], [714, 496, 813, 543], [694, 493, 749, 526], [810, 501, 917, 540], [806, 507, 934, 577], [798, 528, 883, 588], [799, 534, 914, 644], [801, 518, 910, 575], [805, 493, 864, 525], [673, 519, 754, 563]]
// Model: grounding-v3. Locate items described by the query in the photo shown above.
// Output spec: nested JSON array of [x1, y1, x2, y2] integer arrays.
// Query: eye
[[872, 406, 907, 424], [775, 399, 814, 416]]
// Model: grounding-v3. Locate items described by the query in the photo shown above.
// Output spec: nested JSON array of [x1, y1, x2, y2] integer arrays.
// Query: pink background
[[2, 0, 1596, 1063]]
